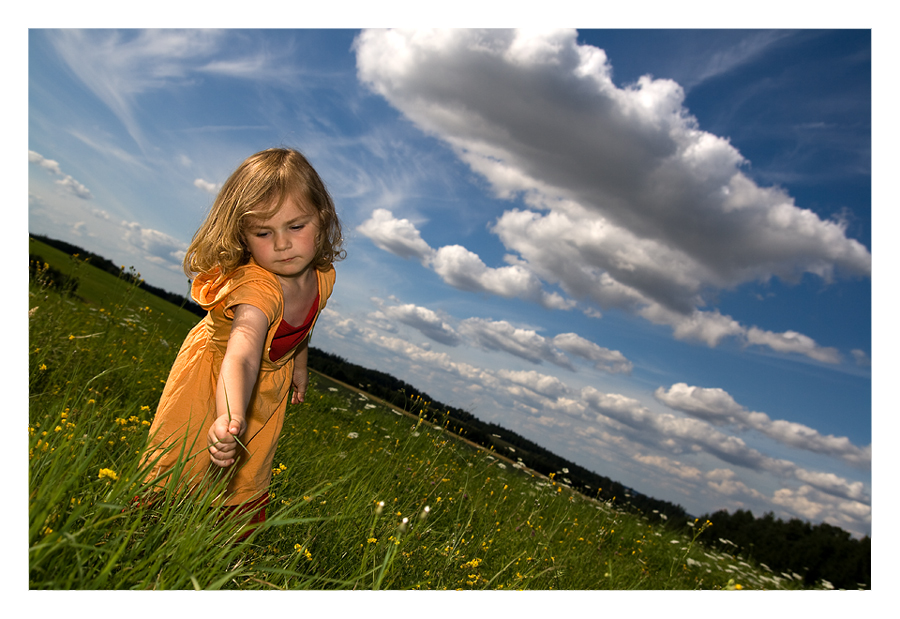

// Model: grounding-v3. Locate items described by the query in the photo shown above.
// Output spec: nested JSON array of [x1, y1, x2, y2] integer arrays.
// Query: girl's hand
[[207, 415, 246, 467], [291, 342, 310, 405], [290, 366, 309, 404]]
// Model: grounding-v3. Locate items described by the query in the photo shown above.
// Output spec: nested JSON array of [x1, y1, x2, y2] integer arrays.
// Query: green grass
[[29, 237, 201, 335], [27, 251, 818, 590]]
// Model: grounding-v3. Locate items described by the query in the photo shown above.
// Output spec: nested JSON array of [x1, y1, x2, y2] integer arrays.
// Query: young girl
[[142, 147, 344, 528]]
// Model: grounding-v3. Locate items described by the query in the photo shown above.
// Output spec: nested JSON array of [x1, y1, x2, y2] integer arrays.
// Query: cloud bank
[[655, 383, 871, 467], [353, 29, 870, 363], [322, 304, 870, 535], [370, 298, 631, 374]]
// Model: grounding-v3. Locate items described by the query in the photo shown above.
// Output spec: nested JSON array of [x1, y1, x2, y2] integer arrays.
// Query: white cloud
[[29, 150, 62, 175], [371, 299, 460, 346], [121, 220, 187, 271], [771, 485, 870, 529], [354, 29, 871, 363], [432, 245, 571, 309], [357, 209, 575, 310], [639, 304, 745, 347], [495, 369, 571, 400], [552, 332, 632, 374], [851, 349, 871, 367], [55, 176, 93, 200], [633, 452, 704, 483], [703, 468, 766, 501], [193, 178, 220, 194], [458, 317, 573, 369], [792, 470, 868, 503], [356, 208, 434, 263], [655, 383, 870, 467], [745, 327, 841, 364], [29, 150, 93, 200]]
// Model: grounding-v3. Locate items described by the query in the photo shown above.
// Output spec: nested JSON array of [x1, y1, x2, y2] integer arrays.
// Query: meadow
[[27, 244, 821, 590]]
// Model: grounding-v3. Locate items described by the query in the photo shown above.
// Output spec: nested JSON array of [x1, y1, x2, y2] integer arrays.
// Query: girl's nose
[[274, 232, 291, 250]]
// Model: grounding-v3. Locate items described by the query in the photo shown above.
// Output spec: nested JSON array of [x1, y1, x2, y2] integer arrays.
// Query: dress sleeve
[[317, 266, 336, 311], [220, 267, 283, 327]]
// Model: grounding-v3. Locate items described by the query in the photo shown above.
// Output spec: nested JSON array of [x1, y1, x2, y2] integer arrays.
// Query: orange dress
[[142, 260, 335, 506]]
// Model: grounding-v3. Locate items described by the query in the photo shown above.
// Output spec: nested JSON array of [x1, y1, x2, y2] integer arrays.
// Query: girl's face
[[243, 196, 320, 283]]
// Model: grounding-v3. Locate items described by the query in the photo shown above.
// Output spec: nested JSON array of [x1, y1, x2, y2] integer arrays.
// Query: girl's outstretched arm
[[208, 303, 268, 468], [290, 340, 310, 405]]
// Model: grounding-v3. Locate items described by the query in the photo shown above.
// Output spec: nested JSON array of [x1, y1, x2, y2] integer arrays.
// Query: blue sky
[[26, 26, 878, 540]]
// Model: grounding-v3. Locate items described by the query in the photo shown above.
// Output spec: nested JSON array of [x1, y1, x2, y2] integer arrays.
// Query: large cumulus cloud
[[353, 29, 870, 362]]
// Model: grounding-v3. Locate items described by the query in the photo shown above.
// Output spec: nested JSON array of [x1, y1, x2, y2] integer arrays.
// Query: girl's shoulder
[[317, 264, 336, 297], [192, 262, 282, 310]]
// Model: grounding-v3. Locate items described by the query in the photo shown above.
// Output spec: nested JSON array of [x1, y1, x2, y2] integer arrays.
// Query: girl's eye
[[255, 231, 269, 238]]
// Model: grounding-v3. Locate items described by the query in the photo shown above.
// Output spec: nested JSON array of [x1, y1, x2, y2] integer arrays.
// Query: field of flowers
[[27, 246, 815, 590]]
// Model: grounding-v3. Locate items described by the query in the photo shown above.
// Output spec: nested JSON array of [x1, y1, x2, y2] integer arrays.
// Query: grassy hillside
[[29, 236, 201, 335], [26, 237, 856, 590]]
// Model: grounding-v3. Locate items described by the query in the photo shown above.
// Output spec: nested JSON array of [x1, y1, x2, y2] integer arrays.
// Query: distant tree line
[[694, 509, 869, 589], [30, 233, 871, 589], [306, 348, 870, 590], [307, 347, 690, 521]]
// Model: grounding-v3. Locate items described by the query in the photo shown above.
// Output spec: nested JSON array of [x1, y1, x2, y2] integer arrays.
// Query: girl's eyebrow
[[246, 213, 316, 230], [287, 213, 317, 224]]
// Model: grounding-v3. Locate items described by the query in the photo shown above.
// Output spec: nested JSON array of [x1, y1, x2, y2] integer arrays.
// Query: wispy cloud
[[679, 30, 794, 90], [46, 29, 300, 151], [47, 30, 222, 149]]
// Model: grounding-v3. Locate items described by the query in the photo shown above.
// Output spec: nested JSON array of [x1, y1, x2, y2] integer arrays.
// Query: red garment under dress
[[268, 291, 320, 361]]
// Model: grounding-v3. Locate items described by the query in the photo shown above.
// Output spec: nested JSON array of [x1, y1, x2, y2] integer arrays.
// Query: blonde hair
[[184, 147, 345, 277]]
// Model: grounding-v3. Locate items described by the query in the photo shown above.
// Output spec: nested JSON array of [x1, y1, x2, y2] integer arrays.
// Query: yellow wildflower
[[98, 468, 118, 481]]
